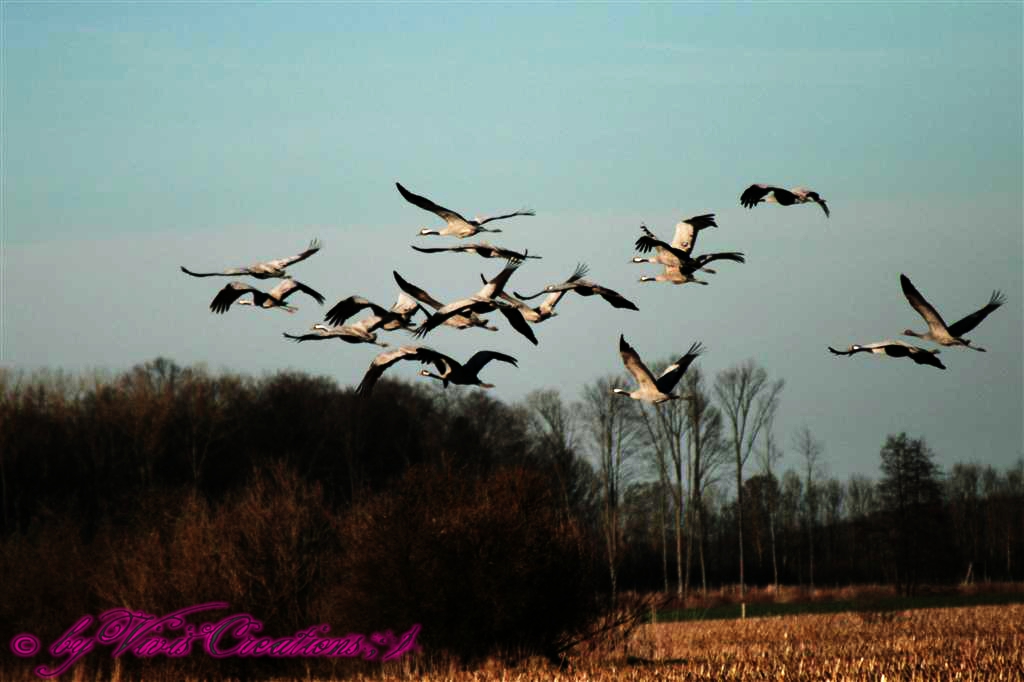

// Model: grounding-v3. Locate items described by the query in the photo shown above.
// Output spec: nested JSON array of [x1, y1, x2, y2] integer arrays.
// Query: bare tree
[[526, 389, 577, 451], [714, 361, 783, 597], [846, 475, 877, 519], [525, 388, 584, 515], [757, 412, 784, 587], [794, 425, 824, 586], [1006, 458, 1024, 576], [779, 470, 804, 581], [845, 473, 876, 579], [821, 477, 844, 574], [578, 375, 643, 603], [682, 367, 728, 595], [635, 362, 689, 598]]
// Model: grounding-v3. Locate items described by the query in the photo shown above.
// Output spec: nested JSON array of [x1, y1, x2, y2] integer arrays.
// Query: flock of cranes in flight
[[181, 181, 1005, 402]]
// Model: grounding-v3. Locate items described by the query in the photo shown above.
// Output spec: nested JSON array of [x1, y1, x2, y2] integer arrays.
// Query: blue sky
[[3, 2, 1022, 482]]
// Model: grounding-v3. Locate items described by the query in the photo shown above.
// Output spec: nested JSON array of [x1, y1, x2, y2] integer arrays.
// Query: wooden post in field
[[741, 602, 746, 619]]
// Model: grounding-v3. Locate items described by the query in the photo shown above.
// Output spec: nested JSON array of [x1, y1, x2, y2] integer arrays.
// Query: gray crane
[[411, 258, 538, 345], [393, 271, 498, 333], [613, 335, 703, 404], [411, 242, 541, 260], [515, 264, 639, 311], [899, 274, 1004, 352], [355, 345, 518, 396], [397, 182, 535, 238], [283, 323, 387, 347], [740, 184, 829, 217], [632, 225, 745, 285], [182, 239, 321, 279], [828, 340, 946, 369], [209, 279, 324, 314], [324, 293, 422, 332]]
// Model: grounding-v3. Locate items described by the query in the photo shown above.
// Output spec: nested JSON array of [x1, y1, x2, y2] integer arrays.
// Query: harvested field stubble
[[362, 604, 1023, 681], [625, 604, 1024, 681], [5, 605, 1022, 681]]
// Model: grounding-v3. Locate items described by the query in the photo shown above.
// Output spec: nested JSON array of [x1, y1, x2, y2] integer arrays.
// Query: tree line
[[1, 358, 1022, 677], [558, 359, 1023, 598]]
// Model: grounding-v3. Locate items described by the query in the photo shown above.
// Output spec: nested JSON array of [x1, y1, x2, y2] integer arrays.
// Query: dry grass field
[[361, 603, 1024, 682], [22, 603, 1024, 682]]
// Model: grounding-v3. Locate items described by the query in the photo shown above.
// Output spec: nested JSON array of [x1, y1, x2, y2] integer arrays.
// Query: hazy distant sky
[[4, 2, 1021, 482]]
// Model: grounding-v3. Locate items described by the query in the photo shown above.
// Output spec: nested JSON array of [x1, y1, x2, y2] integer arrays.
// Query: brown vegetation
[[10, 603, 1020, 681], [622, 603, 1024, 681], [2, 361, 1024, 681], [367, 603, 1024, 680]]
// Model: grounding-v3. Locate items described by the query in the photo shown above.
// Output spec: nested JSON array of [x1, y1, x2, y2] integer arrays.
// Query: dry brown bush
[[326, 462, 603, 665]]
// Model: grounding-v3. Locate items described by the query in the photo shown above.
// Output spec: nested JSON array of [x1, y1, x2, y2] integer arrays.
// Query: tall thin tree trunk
[[675, 462, 684, 598], [606, 427, 618, 605], [660, 486, 669, 594], [698, 502, 708, 595], [808, 518, 815, 587], [684, 500, 694, 599], [1007, 529, 1012, 577], [736, 462, 745, 597], [715, 362, 784, 600]]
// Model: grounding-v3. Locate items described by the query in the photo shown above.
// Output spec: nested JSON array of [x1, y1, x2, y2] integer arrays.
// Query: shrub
[[331, 462, 603, 663]]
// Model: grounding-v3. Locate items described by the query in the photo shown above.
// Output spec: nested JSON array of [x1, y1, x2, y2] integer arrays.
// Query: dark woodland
[[1, 359, 1022, 679]]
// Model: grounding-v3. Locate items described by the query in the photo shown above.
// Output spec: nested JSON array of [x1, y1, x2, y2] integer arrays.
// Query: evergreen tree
[[877, 433, 946, 595]]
